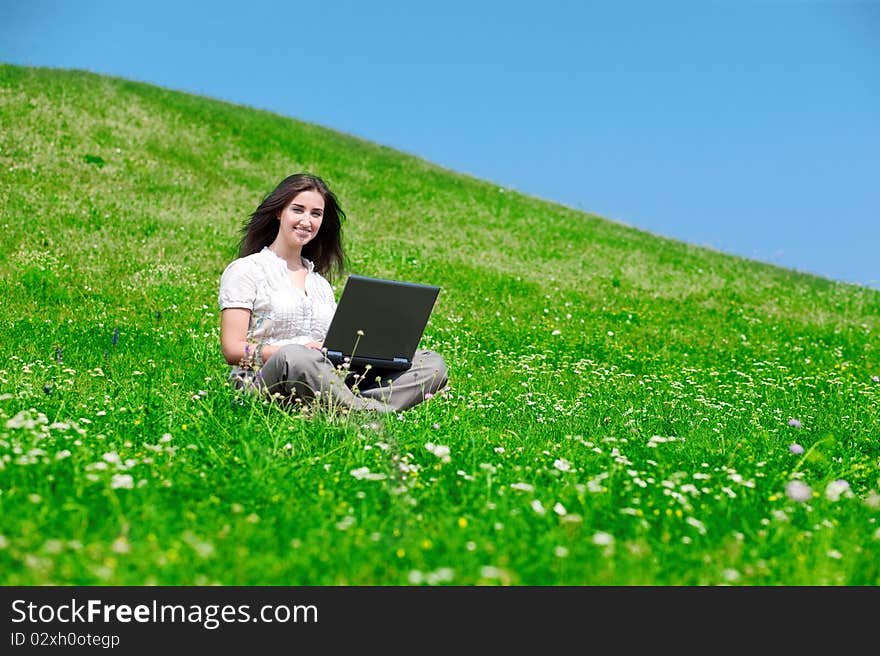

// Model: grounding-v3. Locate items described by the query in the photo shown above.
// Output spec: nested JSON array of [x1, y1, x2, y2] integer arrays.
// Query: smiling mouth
[[294, 227, 311, 237]]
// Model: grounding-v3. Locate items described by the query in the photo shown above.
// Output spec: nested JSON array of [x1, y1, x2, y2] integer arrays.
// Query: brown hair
[[238, 173, 346, 281]]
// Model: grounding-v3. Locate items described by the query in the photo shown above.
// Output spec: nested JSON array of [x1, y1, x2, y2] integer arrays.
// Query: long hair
[[239, 173, 346, 281]]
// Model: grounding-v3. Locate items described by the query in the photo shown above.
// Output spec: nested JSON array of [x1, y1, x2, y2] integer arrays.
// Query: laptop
[[322, 275, 440, 371]]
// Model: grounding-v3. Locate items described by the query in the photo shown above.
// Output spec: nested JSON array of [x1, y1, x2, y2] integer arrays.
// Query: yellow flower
[[457, 517, 468, 528]]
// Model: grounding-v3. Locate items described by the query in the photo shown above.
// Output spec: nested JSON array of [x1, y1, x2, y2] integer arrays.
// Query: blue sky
[[2, 0, 878, 288]]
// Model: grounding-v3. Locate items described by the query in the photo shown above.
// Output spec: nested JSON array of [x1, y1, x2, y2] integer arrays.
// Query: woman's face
[[277, 190, 325, 248]]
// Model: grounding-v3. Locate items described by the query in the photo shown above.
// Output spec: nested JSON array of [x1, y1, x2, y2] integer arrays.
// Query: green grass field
[[1, 63, 879, 585]]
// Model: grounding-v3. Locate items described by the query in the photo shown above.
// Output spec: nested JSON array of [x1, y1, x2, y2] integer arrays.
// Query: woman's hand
[[305, 341, 324, 351]]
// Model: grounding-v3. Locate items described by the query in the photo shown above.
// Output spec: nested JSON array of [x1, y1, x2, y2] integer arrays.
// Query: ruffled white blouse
[[218, 247, 337, 375]]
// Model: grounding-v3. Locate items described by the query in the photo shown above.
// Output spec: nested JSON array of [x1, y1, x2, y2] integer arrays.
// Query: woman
[[218, 173, 448, 413]]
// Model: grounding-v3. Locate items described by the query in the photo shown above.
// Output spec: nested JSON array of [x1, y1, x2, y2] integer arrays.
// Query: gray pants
[[252, 345, 448, 413]]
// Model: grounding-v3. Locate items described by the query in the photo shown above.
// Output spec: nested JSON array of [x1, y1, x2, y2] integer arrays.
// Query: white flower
[[825, 479, 853, 502], [6, 410, 49, 429], [426, 568, 455, 585], [335, 516, 355, 531], [530, 499, 546, 515], [592, 531, 614, 546], [785, 480, 812, 503], [553, 502, 567, 516], [350, 467, 386, 481], [586, 472, 608, 492], [480, 566, 505, 579], [110, 474, 134, 489], [510, 482, 535, 492], [553, 458, 572, 472], [425, 442, 451, 463], [685, 517, 707, 535]]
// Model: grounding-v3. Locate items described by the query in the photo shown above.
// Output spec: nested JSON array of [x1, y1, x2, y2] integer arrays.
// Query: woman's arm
[[220, 309, 321, 367], [220, 308, 280, 367]]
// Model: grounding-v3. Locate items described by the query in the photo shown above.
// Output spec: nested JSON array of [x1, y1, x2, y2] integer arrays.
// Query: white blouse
[[218, 247, 337, 374]]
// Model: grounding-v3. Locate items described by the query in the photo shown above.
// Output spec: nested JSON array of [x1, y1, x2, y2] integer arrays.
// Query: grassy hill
[[1, 63, 878, 585]]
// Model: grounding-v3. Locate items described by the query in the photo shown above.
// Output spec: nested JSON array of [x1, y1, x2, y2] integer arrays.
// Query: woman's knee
[[274, 344, 324, 367], [262, 344, 331, 383], [416, 350, 448, 388]]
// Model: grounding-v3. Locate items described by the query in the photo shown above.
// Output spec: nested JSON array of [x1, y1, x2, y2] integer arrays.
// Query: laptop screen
[[322, 275, 440, 370]]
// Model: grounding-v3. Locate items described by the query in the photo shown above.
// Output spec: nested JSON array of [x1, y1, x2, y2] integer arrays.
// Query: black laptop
[[322, 275, 440, 371]]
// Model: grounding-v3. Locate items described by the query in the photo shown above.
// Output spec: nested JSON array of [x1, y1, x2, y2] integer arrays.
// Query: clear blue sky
[[2, 0, 877, 288]]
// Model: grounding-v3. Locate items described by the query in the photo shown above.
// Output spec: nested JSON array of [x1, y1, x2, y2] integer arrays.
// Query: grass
[[1, 63, 879, 585]]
